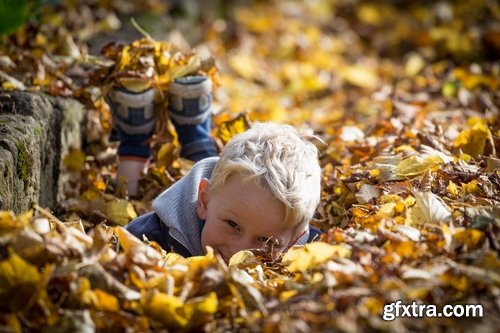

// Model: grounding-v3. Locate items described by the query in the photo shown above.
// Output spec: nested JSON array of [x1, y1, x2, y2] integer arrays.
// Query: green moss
[[34, 126, 42, 138], [0, 182, 6, 199], [16, 142, 32, 190]]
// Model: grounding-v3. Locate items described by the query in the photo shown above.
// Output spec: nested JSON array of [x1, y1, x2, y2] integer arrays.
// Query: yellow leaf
[[217, 113, 251, 145], [115, 226, 144, 252], [394, 201, 406, 214], [467, 117, 486, 127], [167, 56, 201, 81], [229, 250, 255, 267], [157, 142, 177, 168], [404, 196, 416, 206], [0, 70, 26, 90], [441, 81, 458, 97], [341, 64, 379, 89], [357, 4, 383, 25], [75, 277, 96, 307], [93, 289, 120, 312], [369, 168, 380, 178], [285, 63, 328, 94], [142, 292, 188, 328], [378, 194, 403, 204], [228, 53, 259, 80], [184, 292, 218, 326], [164, 252, 189, 265], [90, 198, 137, 226], [363, 297, 384, 315], [105, 199, 137, 226], [283, 242, 351, 272], [394, 145, 416, 153], [395, 155, 443, 177], [117, 78, 152, 93], [405, 286, 432, 299], [404, 53, 425, 77], [393, 241, 417, 258], [447, 180, 460, 197], [236, 8, 274, 33], [453, 121, 491, 158], [378, 203, 396, 216], [279, 290, 298, 302], [2, 81, 17, 90], [3, 313, 21, 333], [142, 290, 217, 329], [452, 229, 485, 250], [187, 247, 218, 274], [63, 149, 86, 172], [439, 271, 469, 291], [0, 252, 41, 311], [0, 210, 31, 234], [462, 180, 478, 194], [458, 153, 472, 162]]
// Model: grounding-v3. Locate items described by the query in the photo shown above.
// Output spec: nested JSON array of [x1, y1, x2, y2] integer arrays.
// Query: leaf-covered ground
[[0, 0, 499, 332]]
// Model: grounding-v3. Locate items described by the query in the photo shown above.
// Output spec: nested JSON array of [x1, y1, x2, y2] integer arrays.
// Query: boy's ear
[[197, 178, 210, 220]]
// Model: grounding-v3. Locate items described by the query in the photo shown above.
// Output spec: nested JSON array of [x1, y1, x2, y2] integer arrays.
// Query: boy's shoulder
[[151, 156, 219, 255], [154, 156, 219, 205], [125, 212, 193, 257]]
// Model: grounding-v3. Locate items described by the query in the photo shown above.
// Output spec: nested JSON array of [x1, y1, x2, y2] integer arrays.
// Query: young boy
[[107, 76, 323, 260]]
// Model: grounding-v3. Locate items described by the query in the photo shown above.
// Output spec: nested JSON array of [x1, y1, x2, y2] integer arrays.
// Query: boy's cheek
[[200, 220, 222, 247]]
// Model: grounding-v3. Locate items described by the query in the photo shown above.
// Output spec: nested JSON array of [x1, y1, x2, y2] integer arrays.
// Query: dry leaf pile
[[1, 0, 499, 332], [0, 0, 171, 95]]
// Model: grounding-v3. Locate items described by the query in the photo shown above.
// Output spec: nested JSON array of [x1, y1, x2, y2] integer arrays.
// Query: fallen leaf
[[395, 155, 443, 177], [283, 242, 351, 272], [453, 121, 492, 158], [412, 190, 452, 224], [217, 112, 251, 145], [0, 252, 41, 311]]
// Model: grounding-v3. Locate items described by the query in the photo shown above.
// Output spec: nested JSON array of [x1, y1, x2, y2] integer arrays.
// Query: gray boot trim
[[108, 88, 155, 108], [169, 78, 212, 99], [115, 118, 156, 135], [169, 110, 211, 125]]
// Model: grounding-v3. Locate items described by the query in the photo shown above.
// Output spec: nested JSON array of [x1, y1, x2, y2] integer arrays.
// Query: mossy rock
[[0, 114, 39, 212], [0, 91, 85, 213]]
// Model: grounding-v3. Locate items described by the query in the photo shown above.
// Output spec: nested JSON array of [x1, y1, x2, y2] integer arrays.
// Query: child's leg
[[172, 120, 218, 161], [106, 76, 217, 196], [106, 87, 155, 196], [168, 76, 218, 161]]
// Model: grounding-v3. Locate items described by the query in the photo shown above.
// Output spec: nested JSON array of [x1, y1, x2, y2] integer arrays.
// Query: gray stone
[[0, 91, 85, 213]]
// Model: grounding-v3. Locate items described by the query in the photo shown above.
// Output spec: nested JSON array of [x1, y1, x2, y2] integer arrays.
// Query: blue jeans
[[172, 118, 218, 161], [117, 117, 217, 161]]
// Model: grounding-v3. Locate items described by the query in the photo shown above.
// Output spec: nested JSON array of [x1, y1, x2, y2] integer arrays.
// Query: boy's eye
[[225, 220, 240, 231], [257, 236, 270, 243]]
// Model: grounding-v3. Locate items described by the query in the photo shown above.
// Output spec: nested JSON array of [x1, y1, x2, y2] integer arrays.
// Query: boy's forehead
[[210, 172, 266, 193]]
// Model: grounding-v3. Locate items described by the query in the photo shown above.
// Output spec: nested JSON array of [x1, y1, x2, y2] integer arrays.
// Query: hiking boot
[[106, 87, 156, 136], [168, 76, 212, 125], [106, 86, 156, 196]]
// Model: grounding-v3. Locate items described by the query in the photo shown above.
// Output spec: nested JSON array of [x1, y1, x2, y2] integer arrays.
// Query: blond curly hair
[[209, 122, 321, 236]]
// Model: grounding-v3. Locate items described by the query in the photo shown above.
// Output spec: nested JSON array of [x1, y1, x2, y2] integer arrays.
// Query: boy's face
[[197, 176, 298, 262]]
